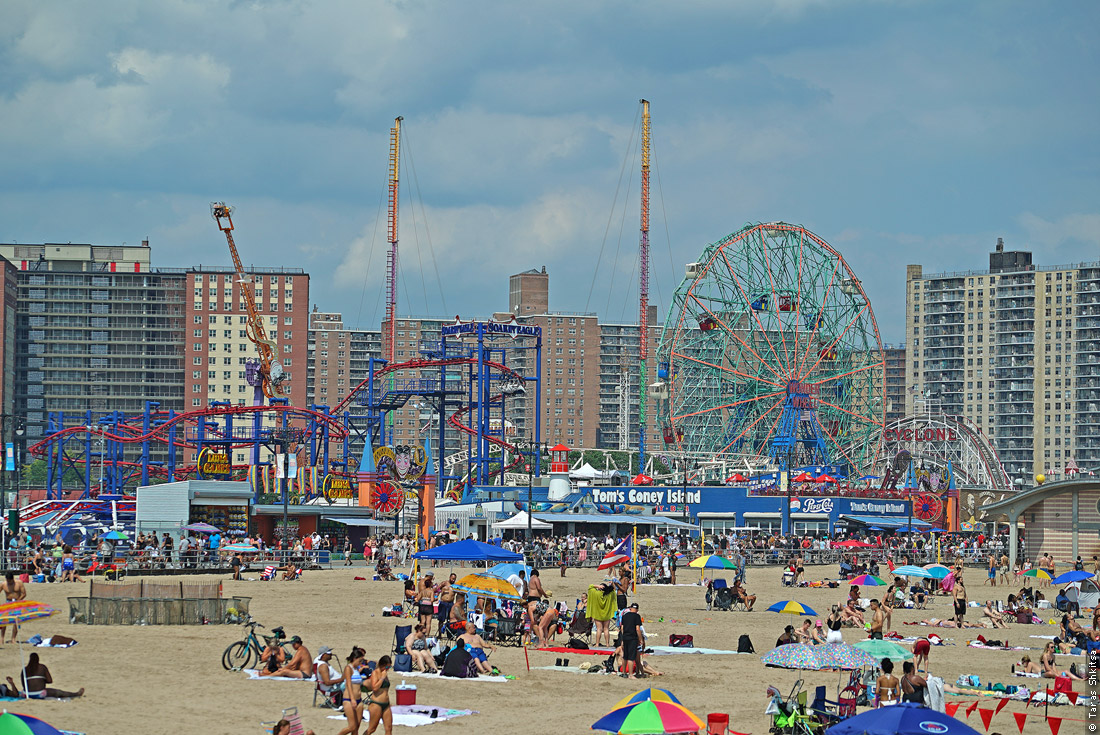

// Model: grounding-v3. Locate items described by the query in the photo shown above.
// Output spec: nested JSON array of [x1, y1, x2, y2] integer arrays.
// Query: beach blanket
[[244, 669, 314, 681], [1013, 671, 1041, 678], [328, 705, 477, 727], [535, 645, 745, 657], [29, 635, 78, 648], [400, 669, 509, 683], [968, 642, 1029, 651], [537, 646, 613, 657]]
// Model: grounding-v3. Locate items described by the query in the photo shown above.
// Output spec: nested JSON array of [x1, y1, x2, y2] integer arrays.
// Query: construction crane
[[211, 202, 285, 402], [637, 99, 651, 471]]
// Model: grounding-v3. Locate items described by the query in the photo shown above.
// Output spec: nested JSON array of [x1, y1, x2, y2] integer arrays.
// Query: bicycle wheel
[[222, 640, 253, 671]]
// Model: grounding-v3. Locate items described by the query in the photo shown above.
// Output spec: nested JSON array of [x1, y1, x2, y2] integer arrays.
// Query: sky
[[1, 0, 1097, 344]]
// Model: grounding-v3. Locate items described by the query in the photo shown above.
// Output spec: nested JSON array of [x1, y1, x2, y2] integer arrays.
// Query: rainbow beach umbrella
[[849, 574, 886, 586], [0, 712, 69, 735], [0, 601, 56, 626], [452, 572, 522, 601], [767, 600, 818, 616], [612, 688, 683, 710], [1019, 568, 1052, 581], [688, 555, 737, 569], [592, 700, 704, 735]]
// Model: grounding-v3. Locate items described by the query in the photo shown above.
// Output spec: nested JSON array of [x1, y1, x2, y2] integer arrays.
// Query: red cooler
[[395, 683, 416, 706]]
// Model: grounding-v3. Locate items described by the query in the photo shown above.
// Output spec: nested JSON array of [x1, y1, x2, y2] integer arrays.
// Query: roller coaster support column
[[141, 401, 158, 487], [167, 410, 178, 483], [83, 410, 93, 497]]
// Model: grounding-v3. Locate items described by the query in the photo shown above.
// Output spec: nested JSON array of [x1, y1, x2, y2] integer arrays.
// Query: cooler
[[395, 683, 416, 706]]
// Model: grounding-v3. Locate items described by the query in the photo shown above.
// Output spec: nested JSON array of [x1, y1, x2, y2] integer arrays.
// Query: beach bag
[[441, 647, 472, 678], [1015, 609, 1032, 624], [566, 637, 589, 650], [737, 634, 755, 653], [393, 653, 413, 673], [603, 655, 617, 674], [669, 634, 694, 648]]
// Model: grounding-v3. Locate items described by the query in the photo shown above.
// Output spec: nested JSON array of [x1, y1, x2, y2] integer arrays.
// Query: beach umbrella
[[0, 601, 58, 698], [612, 688, 683, 710], [0, 712, 69, 735], [767, 600, 818, 616], [848, 574, 886, 586], [726, 473, 748, 483], [815, 474, 837, 483], [761, 643, 821, 670], [484, 563, 534, 581], [825, 701, 982, 735], [592, 700, 704, 734], [688, 555, 737, 569], [815, 643, 880, 670], [892, 565, 933, 578], [221, 543, 260, 553], [1019, 568, 1052, 581], [853, 639, 913, 662], [1051, 570, 1094, 584], [792, 472, 815, 482], [452, 572, 523, 601], [638, 538, 660, 547], [181, 522, 221, 534], [101, 530, 128, 541], [923, 564, 951, 579]]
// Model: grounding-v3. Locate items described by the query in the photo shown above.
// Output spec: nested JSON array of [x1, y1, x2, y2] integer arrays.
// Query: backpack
[[603, 655, 617, 674], [669, 634, 694, 648], [566, 637, 589, 650], [737, 634, 755, 653]]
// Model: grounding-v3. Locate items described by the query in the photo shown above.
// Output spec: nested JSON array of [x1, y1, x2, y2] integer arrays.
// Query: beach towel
[[968, 642, 1029, 651], [1013, 671, 1041, 678], [586, 585, 617, 622], [327, 705, 477, 726], [926, 675, 945, 713], [28, 634, 78, 648], [400, 669, 508, 683], [244, 669, 314, 681]]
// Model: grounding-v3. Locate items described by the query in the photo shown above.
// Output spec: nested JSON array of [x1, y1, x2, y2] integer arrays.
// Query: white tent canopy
[[570, 462, 609, 480], [491, 511, 552, 530]]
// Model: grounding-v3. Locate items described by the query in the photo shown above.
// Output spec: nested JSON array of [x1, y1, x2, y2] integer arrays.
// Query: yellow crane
[[211, 202, 285, 400]]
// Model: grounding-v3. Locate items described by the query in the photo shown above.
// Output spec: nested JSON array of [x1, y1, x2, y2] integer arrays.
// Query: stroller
[[709, 579, 735, 612]]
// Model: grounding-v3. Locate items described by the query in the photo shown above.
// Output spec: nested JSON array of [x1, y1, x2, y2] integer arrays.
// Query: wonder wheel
[[655, 222, 885, 473]]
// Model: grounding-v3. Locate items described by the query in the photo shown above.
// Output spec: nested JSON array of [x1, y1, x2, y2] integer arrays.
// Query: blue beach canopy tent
[[411, 538, 522, 563]]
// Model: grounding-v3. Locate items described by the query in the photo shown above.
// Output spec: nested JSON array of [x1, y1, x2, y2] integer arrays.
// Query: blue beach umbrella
[[1051, 570, 1094, 584], [826, 701, 982, 735]]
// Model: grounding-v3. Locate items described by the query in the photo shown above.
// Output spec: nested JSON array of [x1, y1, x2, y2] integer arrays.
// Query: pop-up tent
[[411, 538, 523, 563], [491, 511, 552, 531]]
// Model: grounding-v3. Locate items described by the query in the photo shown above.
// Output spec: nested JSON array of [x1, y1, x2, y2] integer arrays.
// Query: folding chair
[[392, 624, 412, 655], [706, 712, 730, 734], [261, 706, 305, 735], [312, 664, 340, 710], [261, 565, 277, 581]]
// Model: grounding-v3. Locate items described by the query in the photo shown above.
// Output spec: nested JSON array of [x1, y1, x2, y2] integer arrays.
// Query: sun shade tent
[[322, 517, 398, 528], [490, 511, 552, 530], [411, 538, 523, 562]]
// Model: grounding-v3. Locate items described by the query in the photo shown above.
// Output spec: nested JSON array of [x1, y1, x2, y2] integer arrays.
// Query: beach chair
[[493, 609, 525, 647], [706, 712, 730, 734], [311, 662, 340, 710], [565, 608, 592, 643], [261, 565, 277, 581], [392, 624, 412, 656], [261, 706, 305, 735]]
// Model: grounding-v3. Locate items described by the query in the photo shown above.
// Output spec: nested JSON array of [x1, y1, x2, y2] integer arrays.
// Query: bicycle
[[221, 617, 292, 671]]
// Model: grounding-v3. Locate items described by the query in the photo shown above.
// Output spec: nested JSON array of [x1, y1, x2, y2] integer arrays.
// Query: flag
[[945, 703, 960, 717], [1047, 716, 1061, 735], [1012, 711, 1026, 734], [995, 698, 1010, 715], [978, 708, 994, 731], [598, 537, 631, 570]]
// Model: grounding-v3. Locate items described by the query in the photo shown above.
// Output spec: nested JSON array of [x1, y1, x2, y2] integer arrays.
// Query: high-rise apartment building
[[597, 318, 663, 454], [905, 240, 1100, 480], [306, 309, 381, 410], [882, 344, 907, 425], [183, 267, 309, 463], [0, 258, 19, 419], [0, 243, 185, 442]]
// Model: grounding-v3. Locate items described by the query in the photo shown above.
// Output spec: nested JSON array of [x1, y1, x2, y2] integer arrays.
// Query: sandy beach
[[6, 563, 1089, 734]]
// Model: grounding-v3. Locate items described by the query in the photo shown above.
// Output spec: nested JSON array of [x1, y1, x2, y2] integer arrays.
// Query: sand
[[7, 563, 1088, 734]]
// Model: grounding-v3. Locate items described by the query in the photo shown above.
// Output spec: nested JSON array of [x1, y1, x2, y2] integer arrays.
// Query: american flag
[[598, 536, 632, 571]]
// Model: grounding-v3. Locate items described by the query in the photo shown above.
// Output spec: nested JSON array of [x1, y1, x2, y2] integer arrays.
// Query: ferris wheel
[[655, 222, 885, 474]]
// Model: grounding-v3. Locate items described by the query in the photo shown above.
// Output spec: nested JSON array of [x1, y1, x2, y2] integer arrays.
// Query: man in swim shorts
[[458, 622, 496, 675]]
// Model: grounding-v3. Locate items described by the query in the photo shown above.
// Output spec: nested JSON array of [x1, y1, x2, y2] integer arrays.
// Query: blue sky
[[1, 0, 1096, 343]]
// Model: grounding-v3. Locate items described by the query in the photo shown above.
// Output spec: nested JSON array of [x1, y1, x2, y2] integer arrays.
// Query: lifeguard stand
[[547, 444, 571, 501]]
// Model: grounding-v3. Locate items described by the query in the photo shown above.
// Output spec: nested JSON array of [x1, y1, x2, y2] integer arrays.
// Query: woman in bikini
[[22, 653, 83, 699], [875, 658, 900, 707], [1040, 641, 1084, 680], [365, 655, 394, 735], [336, 647, 367, 735]]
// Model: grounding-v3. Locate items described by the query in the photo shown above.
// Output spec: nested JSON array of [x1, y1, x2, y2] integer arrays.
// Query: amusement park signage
[[592, 488, 702, 506], [321, 474, 355, 502], [441, 322, 541, 338], [197, 448, 232, 480], [883, 427, 959, 443], [789, 498, 834, 513], [848, 500, 907, 515]]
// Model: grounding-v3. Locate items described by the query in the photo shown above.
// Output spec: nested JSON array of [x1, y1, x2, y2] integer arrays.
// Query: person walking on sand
[[0, 572, 26, 644], [986, 554, 997, 587], [364, 655, 394, 735], [953, 574, 968, 627]]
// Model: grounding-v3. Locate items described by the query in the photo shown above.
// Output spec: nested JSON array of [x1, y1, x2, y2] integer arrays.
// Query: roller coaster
[[28, 318, 543, 507]]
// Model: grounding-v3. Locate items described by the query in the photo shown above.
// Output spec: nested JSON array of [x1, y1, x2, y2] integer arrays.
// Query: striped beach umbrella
[[849, 574, 886, 586], [892, 565, 933, 578], [688, 555, 737, 569], [592, 700, 704, 734], [612, 688, 683, 710], [452, 572, 523, 601], [0, 712, 68, 735], [766, 600, 818, 616]]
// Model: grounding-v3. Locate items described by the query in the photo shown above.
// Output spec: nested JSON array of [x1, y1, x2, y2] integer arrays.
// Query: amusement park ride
[[19, 104, 1009, 538]]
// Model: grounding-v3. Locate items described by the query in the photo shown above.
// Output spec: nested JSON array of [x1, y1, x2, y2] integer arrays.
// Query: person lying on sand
[[1013, 655, 1041, 675], [914, 617, 983, 628]]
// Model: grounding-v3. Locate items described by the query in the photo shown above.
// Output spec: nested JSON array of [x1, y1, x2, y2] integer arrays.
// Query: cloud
[[1017, 212, 1100, 256]]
